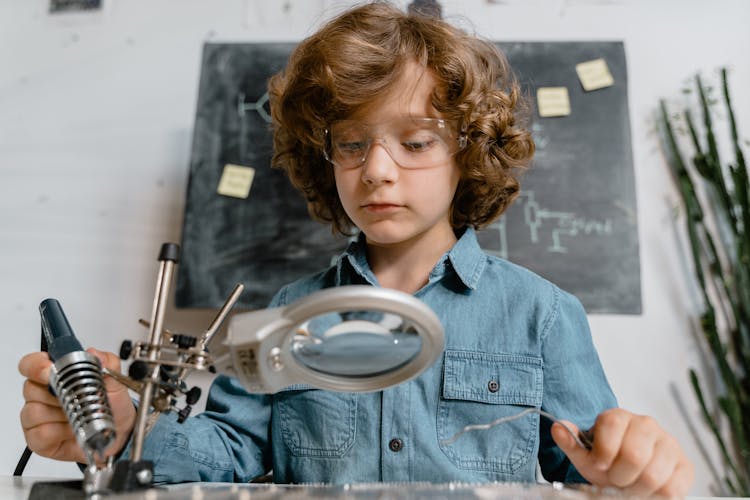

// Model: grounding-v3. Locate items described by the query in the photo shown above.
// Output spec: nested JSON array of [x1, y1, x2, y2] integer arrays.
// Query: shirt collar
[[335, 232, 378, 286], [444, 227, 486, 290], [334, 227, 487, 290]]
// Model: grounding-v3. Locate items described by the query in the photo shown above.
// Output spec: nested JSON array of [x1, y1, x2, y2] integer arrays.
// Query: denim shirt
[[136, 227, 617, 484]]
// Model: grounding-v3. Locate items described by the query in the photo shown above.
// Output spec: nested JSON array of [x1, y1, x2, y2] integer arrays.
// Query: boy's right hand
[[19, 348, 137, 464]]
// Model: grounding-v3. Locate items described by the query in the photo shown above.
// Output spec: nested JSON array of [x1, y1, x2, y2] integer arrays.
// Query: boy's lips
[[362, 202, 403, 213]]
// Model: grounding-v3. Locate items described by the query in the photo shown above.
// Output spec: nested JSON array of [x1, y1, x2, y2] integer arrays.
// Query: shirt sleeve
[[537, 285, 618, 483]]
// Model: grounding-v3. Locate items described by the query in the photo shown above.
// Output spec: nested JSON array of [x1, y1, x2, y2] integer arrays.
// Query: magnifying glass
[[214, 285, 445, 393]]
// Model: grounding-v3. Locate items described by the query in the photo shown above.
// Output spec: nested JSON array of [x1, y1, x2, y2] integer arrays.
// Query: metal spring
[[51, 351, 116, 461]]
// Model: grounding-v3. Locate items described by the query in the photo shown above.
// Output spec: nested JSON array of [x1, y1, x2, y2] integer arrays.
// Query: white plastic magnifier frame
[[215, 285, 445, 393]]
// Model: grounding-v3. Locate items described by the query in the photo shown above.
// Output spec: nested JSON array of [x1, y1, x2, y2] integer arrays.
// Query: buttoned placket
[[380, 381, 412, 481]]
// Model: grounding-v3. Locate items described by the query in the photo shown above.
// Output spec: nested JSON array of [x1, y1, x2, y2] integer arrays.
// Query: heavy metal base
[[28, 479, 86, 500]]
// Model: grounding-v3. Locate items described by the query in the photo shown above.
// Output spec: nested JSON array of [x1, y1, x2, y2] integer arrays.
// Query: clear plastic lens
[[291, 310, 423, 377], [326, 117, 460, 169]]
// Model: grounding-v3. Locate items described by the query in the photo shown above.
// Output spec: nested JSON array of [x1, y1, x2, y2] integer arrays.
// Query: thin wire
[[13, 447, 32, 476], [440, 407, 593, 450]]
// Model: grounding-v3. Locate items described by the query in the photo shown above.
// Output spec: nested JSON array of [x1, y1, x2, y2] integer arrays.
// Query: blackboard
[[176, 42, 641, 314]]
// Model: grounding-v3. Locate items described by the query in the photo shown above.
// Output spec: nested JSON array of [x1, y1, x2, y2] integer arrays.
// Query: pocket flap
[[442, 350, 542, 406]]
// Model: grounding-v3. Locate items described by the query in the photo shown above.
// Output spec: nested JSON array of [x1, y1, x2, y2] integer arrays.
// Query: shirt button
[[488, 380, 500, 393], [389, 438, 403, 452]]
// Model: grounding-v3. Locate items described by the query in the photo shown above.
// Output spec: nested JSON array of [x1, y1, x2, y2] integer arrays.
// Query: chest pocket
[[437, 350, 543, 474], [274, 385, 357, 458]]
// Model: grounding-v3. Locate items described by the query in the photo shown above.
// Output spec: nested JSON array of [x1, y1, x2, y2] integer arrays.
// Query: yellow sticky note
[[217, 164, 255, 199], [575, 58, 614, 91], [537, 87, 571, 118]]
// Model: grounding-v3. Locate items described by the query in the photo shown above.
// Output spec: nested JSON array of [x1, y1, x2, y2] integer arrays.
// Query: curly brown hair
[[269, 1, 535, 235]]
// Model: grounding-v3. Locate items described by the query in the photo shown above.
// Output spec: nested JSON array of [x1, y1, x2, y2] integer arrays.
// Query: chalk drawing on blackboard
[[238, 92, 272, 123], [176, 41, 641, 314], [530, 122, 550, 151], [481, 191, 614, 257]]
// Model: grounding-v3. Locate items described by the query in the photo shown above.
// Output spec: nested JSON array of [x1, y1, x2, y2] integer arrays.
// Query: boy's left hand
[[551, 408, 694, 497]]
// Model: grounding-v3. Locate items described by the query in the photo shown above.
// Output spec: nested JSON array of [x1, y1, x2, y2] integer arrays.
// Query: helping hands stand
[[67, 243, 243, 495], [102, 243, 243, 493]]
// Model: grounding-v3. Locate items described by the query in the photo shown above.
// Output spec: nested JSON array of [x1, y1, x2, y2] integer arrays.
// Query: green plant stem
[[720, 67, 750, 469], [688, 78, 750, 398], [690, 370, 747, 494], [722, 68, 750, 336], [660, 103, 745, 399], [695, 74, 739, 236]]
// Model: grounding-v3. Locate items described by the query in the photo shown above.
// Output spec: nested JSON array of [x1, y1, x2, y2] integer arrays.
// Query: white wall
[[2, 0, 748, 494]]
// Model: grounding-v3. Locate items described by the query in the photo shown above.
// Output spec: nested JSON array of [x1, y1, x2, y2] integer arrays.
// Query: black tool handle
[[39, 299, 83, 362], [578, 428, 594, 450], [158, 243, 180, 263]]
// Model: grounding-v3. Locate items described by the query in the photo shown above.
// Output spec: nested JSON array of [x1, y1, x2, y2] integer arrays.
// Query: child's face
[[332, 63, 461, 249]]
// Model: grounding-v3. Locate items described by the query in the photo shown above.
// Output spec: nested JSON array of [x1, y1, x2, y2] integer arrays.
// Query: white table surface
[[5, 476, 740, 500]]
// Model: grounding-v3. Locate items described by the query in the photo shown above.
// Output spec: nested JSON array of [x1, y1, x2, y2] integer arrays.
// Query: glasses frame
[[323, 117, 467, 170]]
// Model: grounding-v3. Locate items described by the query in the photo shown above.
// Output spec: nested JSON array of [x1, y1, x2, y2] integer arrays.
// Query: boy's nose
[[360, 141, 399, 185]]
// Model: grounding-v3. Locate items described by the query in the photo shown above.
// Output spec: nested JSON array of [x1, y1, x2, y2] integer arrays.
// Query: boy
[[19, 2, 693, 495]]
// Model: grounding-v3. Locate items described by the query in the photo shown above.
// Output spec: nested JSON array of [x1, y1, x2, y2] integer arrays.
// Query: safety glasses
[[324, 117, 466, 169]]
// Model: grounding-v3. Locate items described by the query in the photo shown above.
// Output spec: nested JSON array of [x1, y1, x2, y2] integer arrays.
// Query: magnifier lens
[[291, 310, 422, 377]]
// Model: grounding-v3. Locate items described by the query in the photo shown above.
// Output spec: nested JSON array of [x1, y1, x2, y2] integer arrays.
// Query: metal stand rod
[[131, 245, 178, 461], [200, 283, 245, 350]]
